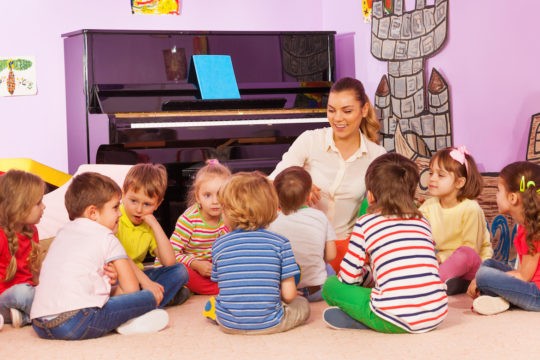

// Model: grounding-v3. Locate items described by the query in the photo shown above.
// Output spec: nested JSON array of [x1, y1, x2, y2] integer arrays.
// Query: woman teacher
[[269, 77, 386, 269]]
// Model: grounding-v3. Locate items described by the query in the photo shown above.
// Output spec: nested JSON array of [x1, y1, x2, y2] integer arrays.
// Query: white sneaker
[[0, 314, 4, 330], [10, 308, 23, 328], [473, 296, 510, 315], [116, 309, 169, 335]]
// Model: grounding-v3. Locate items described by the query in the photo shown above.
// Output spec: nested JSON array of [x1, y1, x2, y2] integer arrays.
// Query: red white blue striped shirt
[[339, 213, 448, 333]]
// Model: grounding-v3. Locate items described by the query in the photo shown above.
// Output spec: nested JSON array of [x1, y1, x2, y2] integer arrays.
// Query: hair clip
[[520, 175, 539, 193], [207, 159, 219, 165], [449, 145, 470, 174]]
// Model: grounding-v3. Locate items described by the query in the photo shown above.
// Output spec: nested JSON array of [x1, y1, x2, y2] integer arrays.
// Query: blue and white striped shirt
[[211, 229, 300, 330]]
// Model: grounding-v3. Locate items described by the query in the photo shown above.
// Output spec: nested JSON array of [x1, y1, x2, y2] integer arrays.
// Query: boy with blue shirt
[[206, 171, 310, 334]]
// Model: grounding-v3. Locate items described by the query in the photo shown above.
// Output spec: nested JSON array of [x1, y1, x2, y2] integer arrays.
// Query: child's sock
[[473, 296, 510, 315], [116, 309, 169, 335], [323, 307, 369, 330], [203, 296, 216, 321], [0, 313, 4, 330], [445, 277, 471, 295], [9, 308, 23, 328]]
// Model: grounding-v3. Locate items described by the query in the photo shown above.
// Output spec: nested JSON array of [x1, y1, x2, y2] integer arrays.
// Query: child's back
[[212, 228, 298, 330]]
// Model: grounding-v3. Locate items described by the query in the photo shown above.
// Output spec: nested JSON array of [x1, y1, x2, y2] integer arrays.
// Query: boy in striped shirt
[[208, 171, 310, 334], [322, 153, 448, 333]]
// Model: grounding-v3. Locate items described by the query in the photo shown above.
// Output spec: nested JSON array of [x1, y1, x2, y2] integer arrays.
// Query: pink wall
[[322, 0, 540, 172], [2, 0, 539, 173]]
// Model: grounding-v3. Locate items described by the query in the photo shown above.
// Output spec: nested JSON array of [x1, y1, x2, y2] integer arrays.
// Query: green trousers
[[322, 276, 406, 334]]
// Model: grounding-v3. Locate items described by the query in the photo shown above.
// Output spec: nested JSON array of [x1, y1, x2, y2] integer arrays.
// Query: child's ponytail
[[499, 162, 540, 254]]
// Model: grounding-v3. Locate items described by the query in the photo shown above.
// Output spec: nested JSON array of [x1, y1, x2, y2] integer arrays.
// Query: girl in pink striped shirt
[[169, 159, 231, 295], [322, 153, 448, 333]]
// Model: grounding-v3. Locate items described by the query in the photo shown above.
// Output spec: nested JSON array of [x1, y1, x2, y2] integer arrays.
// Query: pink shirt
[[514, 226, 540, 289], [31, 218, 127, 319]]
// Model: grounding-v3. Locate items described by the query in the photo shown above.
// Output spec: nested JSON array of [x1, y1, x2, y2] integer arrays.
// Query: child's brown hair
[[219, 171, 278, 231], [499, 161, 540, 254], [273, 166, 312, 215], [123, 163, 168, 202], [0, 170, 45, 281], [187, 159, 231, 207], [430, 146, 483, 201], [65, 172, 122, 220], [365, 152, 422, 218]]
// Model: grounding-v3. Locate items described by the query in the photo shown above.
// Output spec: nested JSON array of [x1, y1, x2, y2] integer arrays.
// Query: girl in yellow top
[[420, 146, 492, 295]]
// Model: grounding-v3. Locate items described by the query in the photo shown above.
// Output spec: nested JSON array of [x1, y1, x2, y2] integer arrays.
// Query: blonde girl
[[0, 170, 45, 328], [419, 146, 492, 294], [168, 159, 231, 294], [468, 161, 540, 315]]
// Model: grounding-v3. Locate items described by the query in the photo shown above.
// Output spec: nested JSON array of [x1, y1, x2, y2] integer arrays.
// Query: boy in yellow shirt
[[116, 163, 189, 306]]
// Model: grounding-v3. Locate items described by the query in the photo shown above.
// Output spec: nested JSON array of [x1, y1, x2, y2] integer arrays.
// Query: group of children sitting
[[1, 145, 539, 339]]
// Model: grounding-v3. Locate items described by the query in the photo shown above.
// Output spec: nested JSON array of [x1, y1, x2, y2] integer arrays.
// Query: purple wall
[[322, 0, 540, 172], [2, 0, 539, 173]]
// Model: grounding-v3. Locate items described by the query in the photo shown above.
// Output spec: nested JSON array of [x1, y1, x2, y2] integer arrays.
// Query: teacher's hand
[[308, 184, 321, 206]]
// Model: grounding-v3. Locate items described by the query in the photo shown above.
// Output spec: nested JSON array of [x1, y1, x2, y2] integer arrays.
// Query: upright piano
[[62, 29, 339, 233]]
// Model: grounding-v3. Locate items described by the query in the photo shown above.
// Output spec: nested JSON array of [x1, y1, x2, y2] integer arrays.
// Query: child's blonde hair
[[365, 152, 422, 218], [65, 172, 122, 220], [273, 166, 312, 215], [123, 163, 168, 202], [499, 161, 540, 254], [0, 170, 45, 281], [187, 159, 231, 207], [430, 146, 483, 201], [218, 171, 278, 231]]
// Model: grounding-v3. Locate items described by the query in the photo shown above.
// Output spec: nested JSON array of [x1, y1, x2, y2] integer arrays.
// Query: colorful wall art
[[131, 0, 180, 15], [0, 56, 37, 97]]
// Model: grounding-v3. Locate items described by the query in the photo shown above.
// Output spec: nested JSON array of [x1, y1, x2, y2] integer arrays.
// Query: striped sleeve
[[170, 213, 196, 265], [338, 222, 371, 285]]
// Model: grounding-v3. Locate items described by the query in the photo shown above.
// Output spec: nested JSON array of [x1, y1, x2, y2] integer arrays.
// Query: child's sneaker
[[445, 277, 471, 295], [116, 309, 169, 335], [168, 286, 191, 307], [323, 307, 369, 330], [203, 296, 216, 321], [473, 296, 510, 315], [10, 308, 23, 328]]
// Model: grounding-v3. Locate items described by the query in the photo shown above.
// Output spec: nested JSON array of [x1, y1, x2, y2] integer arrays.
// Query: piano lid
[[75, 30, 336, 114]]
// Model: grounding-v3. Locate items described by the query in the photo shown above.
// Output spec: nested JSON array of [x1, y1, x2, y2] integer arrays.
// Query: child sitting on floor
[[31, 172, 168, 340], [117, 163, 189, 306], [322, 153, 448, 333], [206, 171, 310, 334], [166, 159, 230, 295], [419, 146, 492, 294], [0, 170, 45, 328], [468, 161, 540, 315], [268, 166, 337, 302]]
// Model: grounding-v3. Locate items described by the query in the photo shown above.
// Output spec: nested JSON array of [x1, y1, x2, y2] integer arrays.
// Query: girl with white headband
[[419, 146, 492, 295]]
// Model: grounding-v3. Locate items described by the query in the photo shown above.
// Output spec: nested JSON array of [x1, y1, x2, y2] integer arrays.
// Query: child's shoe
[[473, 296, 510, 315], [116, 309, 169, 335], [10, 308, 23, 328], [445, 277, 471, 295], [168, 286, 191, 307], [203, 296, 216, 321], [323, 307, 369, 330]]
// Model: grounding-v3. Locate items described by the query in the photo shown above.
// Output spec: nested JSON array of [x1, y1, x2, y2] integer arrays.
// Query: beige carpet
[[1, 294, 536, 359]]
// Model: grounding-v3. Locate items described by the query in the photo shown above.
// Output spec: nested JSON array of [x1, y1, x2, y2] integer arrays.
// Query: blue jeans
[[476, 258, 540, 311], [144, 263, 188, 307], [32, 290, 156, 340], [0, 283, 34, 326]]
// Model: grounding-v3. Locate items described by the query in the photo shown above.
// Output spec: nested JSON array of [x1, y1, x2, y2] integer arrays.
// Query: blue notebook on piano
[[188, 55, 241, 100]]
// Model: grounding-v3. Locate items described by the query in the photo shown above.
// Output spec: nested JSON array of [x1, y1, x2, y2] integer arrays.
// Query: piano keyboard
[[130, 117, 328, 129]]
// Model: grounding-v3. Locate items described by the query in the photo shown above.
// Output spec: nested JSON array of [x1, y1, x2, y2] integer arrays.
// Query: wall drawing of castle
[[371, 0, 451, 155]]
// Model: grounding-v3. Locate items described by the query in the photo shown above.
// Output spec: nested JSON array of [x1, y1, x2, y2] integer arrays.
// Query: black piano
[[62, 29, 338, 233]]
